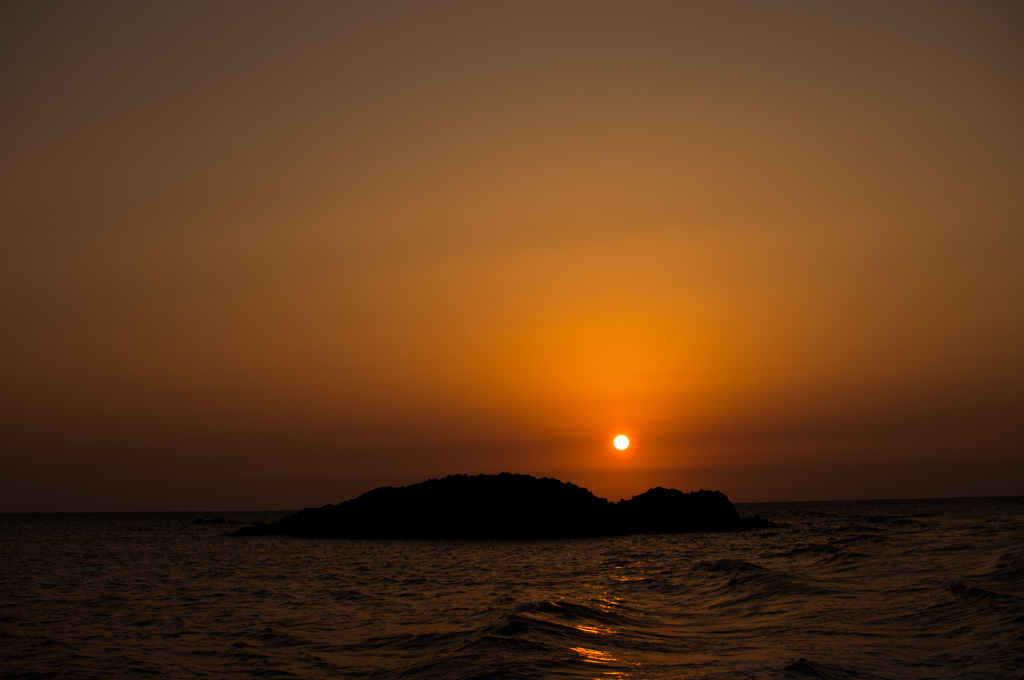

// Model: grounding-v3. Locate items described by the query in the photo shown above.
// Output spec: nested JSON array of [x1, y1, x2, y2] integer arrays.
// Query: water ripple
[[1, 497, 1023, 678]]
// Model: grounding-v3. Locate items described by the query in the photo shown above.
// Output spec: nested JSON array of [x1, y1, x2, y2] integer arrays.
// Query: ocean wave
[[861, 515, 918, 526], [774, 543, 839, 558], [696, 556, 844, 610], [5, 500, 1024, 679], [249, 627, 309, 648], [699, 558, 765, 572], [767, 542, 869, 574], [983, 553, 1024, 585], [775, 657, 889, 680], [947, 581, 1022, 605], [507, 599, 633, 626]]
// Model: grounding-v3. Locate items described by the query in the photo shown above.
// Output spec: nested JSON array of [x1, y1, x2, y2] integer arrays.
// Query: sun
[[613, 435, 630, 450]]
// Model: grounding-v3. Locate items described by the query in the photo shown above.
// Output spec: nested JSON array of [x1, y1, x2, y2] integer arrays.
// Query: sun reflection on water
[[568, 646, 616, 664], [570, 624, 616, 635], [567, 646, 632, 678]]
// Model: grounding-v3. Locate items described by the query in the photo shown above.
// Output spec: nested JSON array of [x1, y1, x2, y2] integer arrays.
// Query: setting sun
[[613, 435, 630, 451]]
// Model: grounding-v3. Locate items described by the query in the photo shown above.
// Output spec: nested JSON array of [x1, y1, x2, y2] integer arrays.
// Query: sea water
[[1, 497, 1022, 679]]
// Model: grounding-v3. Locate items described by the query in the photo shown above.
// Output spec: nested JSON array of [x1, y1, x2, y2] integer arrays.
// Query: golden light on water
[[613, 435, 630, 451], [567, 646, 616, 664]]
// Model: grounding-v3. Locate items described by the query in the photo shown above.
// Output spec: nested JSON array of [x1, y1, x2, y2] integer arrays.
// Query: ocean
[[2, 497, 1022, 679]]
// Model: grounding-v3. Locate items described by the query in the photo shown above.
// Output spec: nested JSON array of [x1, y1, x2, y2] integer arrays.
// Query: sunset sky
[[2, 1, 1022, 511]]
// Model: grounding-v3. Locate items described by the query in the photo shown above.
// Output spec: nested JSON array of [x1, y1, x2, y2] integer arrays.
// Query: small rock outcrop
[[234, 473, 775, 539]]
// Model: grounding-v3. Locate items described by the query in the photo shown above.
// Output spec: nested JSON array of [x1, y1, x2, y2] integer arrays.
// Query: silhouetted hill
[[234, 473, 775, 539], [619, 486, 748, 533]]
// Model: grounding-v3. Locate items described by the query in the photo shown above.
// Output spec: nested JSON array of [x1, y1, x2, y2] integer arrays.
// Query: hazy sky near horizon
[[2, 1, 1023, 511]]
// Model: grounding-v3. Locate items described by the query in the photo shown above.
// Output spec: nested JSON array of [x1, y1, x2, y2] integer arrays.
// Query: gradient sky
[[2, 1, 1023, 511]]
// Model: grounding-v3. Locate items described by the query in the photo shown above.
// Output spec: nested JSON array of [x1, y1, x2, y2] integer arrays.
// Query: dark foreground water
[[2, 497, 1023, 680]]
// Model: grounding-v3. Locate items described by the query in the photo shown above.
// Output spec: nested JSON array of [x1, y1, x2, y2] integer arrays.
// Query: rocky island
[[234, 473, 775, 539]]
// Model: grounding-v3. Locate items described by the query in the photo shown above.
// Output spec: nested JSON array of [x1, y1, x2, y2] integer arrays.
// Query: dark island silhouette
[[234, 473, 775, 539]]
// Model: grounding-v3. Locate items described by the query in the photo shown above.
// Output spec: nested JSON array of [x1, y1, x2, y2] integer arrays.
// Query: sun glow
[[613, 435, 629, 450]]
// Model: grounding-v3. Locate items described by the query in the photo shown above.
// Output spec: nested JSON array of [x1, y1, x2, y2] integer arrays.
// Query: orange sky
[[2, 1, 1022, 511]]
